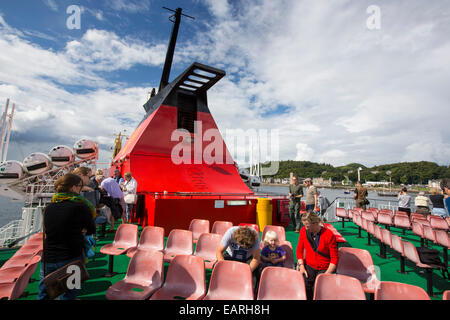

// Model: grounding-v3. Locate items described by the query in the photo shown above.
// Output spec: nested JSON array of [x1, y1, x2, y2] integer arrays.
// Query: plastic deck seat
[[380, 228, 392, 248], [14, 244, 42, 256], [189, 219, 210, 243], [203, 260, 253, 300], [423, 225, 437, 243], [410, 213, 427, 222], [100, 224, 139, 277], [163, 229, 193, 263], [336, 208, 349, 227], [0, 255, 41, 300], [362, 211, 375, 222], [194, 233, 222, 269], [394, 215, 411, 231], [379, 209, 393, 216], [402, 240, 443, 297], [257, 266, 306, 300], [366, 221, 375, 246], [443, 290, 450, 300], [391, 235, 407, 274], [150, 255, 206, 300], [261, 225, 286, 244], [211, 221, 233, 236], [280, 241, 294, 269], [336, 247, 380, 294], [313, 273, 366, 300], [0, 252, 40, 271], [435, 230, 450, 268], [106, 250, 164, 300], [375, 281, 430, 300], [429, 215, 449, 231], [373, 224, 386, 258], [353, 207, 363, 214], [377, 212, 393, 227], [127, 226, 165, 258]]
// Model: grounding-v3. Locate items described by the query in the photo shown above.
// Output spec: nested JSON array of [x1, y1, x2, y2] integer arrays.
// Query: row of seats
[[0, 233, 43, 300], [351, 210, 448, 297], [105, 245, 446, 300]]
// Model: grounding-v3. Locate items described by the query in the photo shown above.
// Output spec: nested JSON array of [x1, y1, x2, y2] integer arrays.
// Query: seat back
[[402, 241, 420, 264], [280, 241, 294, 269], [165, 229, 193, 255], [375, 281, 430, 300], [114, 224, 139, 247], [126, 249, 164, 287], [8, 255, 41, 300], [313, 273, 366, 300], [391, 235, 404, 255], [194, 233, 222, 263], [377, 212, 392, 225], [211, 221, 233, 236], [337, 247, 378, 284], [261, 225, 286, 244], [189, 219, 210, 242], [394, 215, 411, 229], [138, 226, 165, 251], [423, 225, 437, 243], [257, 267, 306, 300], [411, 221, 424, 238], [203, 260, 253, 300], [435, 230, 450, 248], [362, 211, 375, 222], [429, 215, 449, 230], [379, 209, 393, 216], [381, 228, 392, 247], [155, 255, 206, 300], [373, 224, 383, 241], [367, 221, 375, 236], [443, 290, 450, 300], [336, 208, 347, 218]]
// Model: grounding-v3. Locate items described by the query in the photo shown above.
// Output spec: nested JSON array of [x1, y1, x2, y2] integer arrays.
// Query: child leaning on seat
[[260, 231, 286, 268]]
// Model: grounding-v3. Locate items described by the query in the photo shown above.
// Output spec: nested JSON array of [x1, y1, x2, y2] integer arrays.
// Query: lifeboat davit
[[48, 145, 75, 167], [23, 153, 53, 175], [0, 160, 25, 184]]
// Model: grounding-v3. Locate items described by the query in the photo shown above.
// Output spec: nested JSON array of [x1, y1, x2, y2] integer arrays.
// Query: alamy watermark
[[170, 121, 280, 175], [66, 5, 81, 30], [366, 5, 381, 30]]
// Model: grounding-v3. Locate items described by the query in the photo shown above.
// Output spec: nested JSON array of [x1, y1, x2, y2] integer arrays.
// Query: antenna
[[158, 7, 195, 93]]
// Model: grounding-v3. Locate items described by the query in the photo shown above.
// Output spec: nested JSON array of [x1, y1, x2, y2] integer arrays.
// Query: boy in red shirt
[[296, 211, 339, 300]]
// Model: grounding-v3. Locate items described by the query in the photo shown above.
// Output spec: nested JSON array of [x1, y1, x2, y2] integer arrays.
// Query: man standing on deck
[[354, 181, 368, 210], [304, 178, 318, 212], [288, 177, 303, 232]]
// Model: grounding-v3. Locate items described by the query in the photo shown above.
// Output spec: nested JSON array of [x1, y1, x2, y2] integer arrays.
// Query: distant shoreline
[[261, 183, 424, 194]]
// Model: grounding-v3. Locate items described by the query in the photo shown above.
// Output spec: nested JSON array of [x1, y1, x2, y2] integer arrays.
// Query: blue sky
[[0, 0, 449, 168]]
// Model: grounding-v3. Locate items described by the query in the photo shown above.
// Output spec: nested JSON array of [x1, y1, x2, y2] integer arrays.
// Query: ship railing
[[0, 219, 24, 248], [0, 206, 43, 248], [140, 191, 289, 200]]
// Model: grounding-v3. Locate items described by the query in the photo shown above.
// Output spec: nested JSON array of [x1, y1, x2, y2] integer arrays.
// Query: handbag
[[42, 206, 90, 300], [124, 193, 137, 204]]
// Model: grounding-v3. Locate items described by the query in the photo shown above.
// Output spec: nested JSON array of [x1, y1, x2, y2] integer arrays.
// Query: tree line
[[261, 160, 450, 185]]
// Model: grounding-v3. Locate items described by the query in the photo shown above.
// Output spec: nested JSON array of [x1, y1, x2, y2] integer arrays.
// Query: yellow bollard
[[256, 198, 272, 232]]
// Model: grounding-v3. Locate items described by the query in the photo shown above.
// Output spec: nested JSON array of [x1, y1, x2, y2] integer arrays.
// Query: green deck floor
[[1, 220, 449, 300]]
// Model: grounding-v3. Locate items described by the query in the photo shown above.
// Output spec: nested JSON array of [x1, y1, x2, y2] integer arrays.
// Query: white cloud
[[107, 0, 151, 13], [42, 0, 58, 12]]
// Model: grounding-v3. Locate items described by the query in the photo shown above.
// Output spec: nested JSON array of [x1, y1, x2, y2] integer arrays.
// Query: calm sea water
[[0, 185, 412, 228]]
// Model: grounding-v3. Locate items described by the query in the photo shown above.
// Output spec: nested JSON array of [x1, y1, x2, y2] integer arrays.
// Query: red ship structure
[[110, 8, 289, 234]]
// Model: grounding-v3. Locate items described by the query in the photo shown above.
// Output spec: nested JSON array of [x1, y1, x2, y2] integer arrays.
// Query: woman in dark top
[[429, 187, 446, 218], [37, 173, 96, 300]]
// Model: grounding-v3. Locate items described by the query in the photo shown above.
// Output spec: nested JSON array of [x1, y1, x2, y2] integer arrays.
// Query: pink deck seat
[[257, 266, 306, 300], [203, 260, 253, 300], [429, 215, 449, 231], [422, 225, 437, 243], [280, 241, 294, 269], [194, 233, 222, 269], [189, 219, 210, 243], [336, 247, 380, 294], [394, 215, 411, 230], [403, 240, 443, 297], [410, 213, 427, 222], [435, 230, 450, 268], [106, 250, 164, 300], [211, 221, 233, 236], [100, 224, 139, 277], [375, 281, 430, 300], [379, 209, 393, 215], [0, 252, 40, 271], [380, 228, 392, 248], [261, 225, 286, 245], [14, 244, 42, 256], [443, 290, 450, 300], [377, 212, 393, 226], [353, 207, 363, 213], [394, 210, 408, 217], [163, 229, 193, 263], [0, 255, 41, 300], [313, 273, 366, 300], [127, 226, 165, 258], [391, 234, 407, 273], [150, 255, 206, 300], [362, 211, 375, 222]]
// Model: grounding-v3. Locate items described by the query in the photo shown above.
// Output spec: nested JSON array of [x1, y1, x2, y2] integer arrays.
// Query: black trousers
[[303, 264, 326, 300]]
